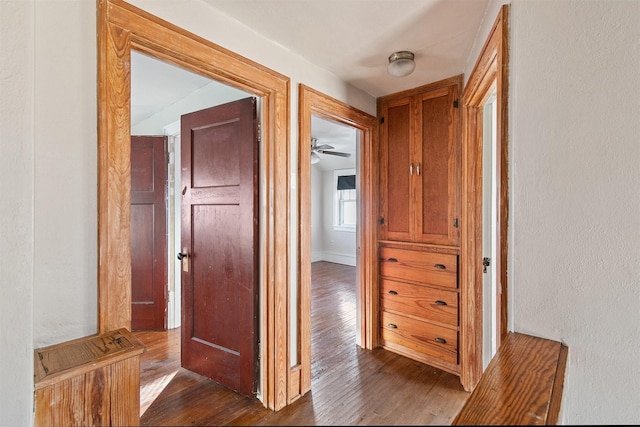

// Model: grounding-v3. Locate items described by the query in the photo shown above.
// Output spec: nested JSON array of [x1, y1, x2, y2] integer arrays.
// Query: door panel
[[417, 86, 459, 245], [181, 97, 259, 397], [131, 136, 168, 331], [380, 98, 412, 241]]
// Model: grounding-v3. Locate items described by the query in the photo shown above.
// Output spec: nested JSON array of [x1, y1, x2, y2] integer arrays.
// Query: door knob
[[178, 248, 189, 272]]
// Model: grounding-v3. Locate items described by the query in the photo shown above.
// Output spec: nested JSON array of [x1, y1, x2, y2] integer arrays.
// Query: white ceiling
[[131, 0, 490, 170], [201, 0, 489, 98]]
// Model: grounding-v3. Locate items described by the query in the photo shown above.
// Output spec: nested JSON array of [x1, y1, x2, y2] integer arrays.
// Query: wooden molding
[[460, 4, 510, 392]]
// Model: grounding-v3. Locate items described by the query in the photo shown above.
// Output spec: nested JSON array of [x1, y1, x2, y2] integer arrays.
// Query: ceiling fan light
[[311, 151, 321, 164], [387, 51, 416, 78]]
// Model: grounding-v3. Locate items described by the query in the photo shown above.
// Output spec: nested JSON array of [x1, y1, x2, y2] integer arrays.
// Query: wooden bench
[[453, 332, 568, 425], [34, 328, 146, 427]]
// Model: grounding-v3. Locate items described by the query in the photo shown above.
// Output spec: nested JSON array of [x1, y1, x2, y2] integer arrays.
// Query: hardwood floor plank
[[136, 261, 469, 425]]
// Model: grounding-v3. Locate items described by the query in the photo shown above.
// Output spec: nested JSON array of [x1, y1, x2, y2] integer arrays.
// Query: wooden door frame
[[296, 85, 377, 401], [460, 4, 510, 391], [97, 0, 290, 410]]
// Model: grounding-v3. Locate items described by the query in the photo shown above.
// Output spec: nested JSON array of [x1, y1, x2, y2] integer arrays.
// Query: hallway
[[135, 261, 469, 425]]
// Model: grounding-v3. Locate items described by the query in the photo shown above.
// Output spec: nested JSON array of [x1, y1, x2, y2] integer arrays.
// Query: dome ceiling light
[[387, 50, 416, 78]]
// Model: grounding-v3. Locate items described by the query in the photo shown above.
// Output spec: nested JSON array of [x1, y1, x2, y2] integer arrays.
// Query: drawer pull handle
[[388, 323, 398, 329], [434, 300, 447, 306], [387, 257, 398, 262], [388, 290, 398, 295], [434, 337, 447, 344], [434, 263, 446, 270]]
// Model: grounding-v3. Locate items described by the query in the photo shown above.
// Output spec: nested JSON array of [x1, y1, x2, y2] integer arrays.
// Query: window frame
[[333, 168, 357, 232]]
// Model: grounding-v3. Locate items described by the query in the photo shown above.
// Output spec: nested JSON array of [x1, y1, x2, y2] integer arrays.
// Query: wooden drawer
[[380, 311, 458, 365], [379, 246, 458, 289], [380, 278, 458, 326]]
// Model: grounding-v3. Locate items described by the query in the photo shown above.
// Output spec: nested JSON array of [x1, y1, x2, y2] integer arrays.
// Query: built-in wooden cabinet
[[379, 75, 461, 246], [377, 75, 462, 377]]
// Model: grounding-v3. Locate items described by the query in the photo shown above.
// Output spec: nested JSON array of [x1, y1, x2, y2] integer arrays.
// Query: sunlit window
[[334, 170, 356, 231], [339, 188, 357, 226]]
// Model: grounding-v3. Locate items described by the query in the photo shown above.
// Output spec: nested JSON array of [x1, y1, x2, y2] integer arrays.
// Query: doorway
[[460, 4, 509, 389], [481, 88, 498, 369], [297, 84, 377, 398], [130, 51, 261, 396], [130, 50, 254, 330], [98, 0, 291, 410], [309, 114, 359, 378]]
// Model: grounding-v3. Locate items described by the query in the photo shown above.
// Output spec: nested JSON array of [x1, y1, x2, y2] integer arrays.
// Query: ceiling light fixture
[[387, 51, 416, 78]]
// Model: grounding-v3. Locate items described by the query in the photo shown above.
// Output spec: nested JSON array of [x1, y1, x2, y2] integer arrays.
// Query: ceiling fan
[[311, 137, 351, 164]]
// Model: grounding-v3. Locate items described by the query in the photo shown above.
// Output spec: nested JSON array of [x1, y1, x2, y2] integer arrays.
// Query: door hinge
[[257, 123, 261, 143], [453, 99, 459, 108], [453, 218, 459, 228], [257, 339, 261, 360], [379, 117, 385, 124]]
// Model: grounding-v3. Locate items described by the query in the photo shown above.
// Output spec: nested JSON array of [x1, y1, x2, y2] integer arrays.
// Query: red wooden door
[[180, 97, 259, 396], [131, 136, 168, 331]]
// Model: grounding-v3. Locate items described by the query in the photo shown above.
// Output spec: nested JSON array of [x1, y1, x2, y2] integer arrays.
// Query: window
[[334, 170, 356, 231]]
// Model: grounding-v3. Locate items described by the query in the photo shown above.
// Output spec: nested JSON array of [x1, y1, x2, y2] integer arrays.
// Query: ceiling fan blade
[[319, 150, 351, 158]]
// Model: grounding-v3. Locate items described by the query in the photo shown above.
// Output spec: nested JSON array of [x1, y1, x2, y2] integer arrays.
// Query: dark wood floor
[[134, 261, 470, 426]]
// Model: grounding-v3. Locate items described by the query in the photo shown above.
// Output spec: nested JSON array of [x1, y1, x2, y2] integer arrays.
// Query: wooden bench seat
[[453, 332, 568, 425]]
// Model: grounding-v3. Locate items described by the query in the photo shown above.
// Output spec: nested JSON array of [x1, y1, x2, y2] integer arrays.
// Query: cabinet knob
[[434, 300, 447, 306], [434, 337, 447, 344], [388, 290, 398, 295], [388, 323, 398, 329], [387, 257, 398, 263], [434, 263, 446, 270]]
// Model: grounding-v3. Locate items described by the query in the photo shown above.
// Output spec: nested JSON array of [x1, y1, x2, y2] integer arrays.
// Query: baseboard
[[315, 252, 356, 266]]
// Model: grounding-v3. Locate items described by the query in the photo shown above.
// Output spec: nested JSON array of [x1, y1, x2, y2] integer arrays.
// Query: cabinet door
[[416, 85, 460, 245], [379, 97, 413, 241]]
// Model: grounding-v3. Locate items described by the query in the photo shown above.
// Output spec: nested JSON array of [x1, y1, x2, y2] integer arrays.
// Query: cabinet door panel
[[380, 99, 412, 241], [417, 87, 460, 245]]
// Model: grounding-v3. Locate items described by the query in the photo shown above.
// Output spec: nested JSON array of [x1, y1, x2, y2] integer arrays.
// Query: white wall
[[0, 1, 35, 426], [310, 167, 357, 266], [463, 0, 640, 424], [310, 166, 324, 261], [508, 1, 640, 424], [33, 0, 98, 348]]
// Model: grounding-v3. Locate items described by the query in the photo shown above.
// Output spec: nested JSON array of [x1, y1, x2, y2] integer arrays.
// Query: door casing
[[97, 0, 290, 410], [296, 85, 377, 400], [460, 4, 510, 390]]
